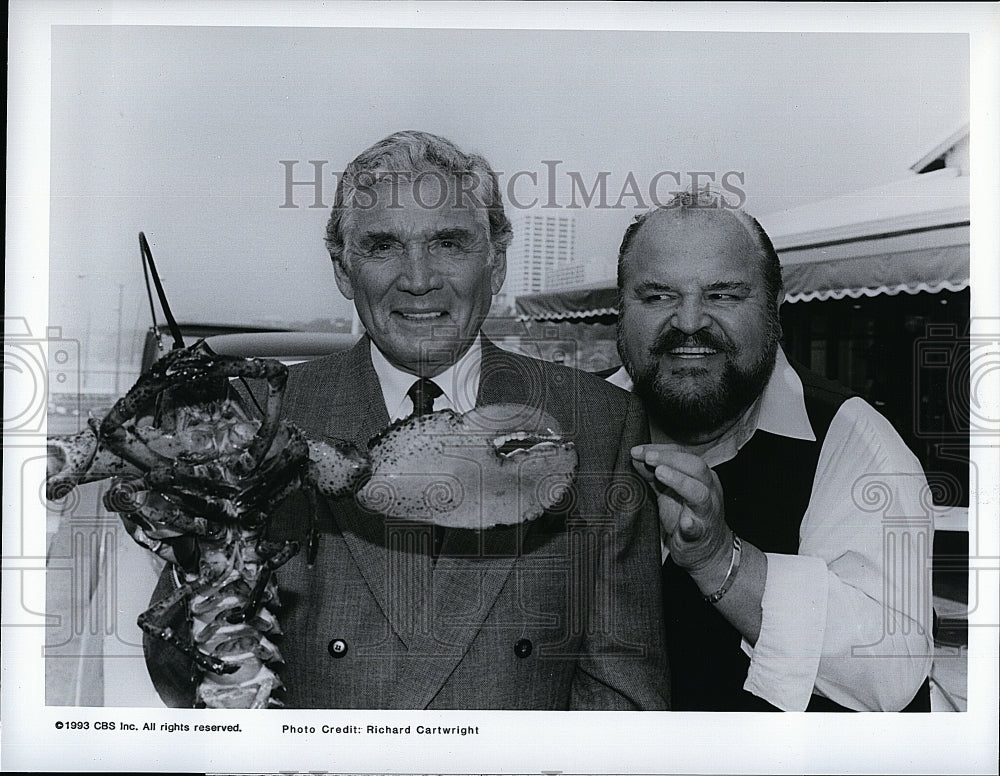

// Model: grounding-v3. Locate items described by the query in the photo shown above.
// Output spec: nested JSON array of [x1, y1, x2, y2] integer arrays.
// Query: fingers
[[632, 445, 716, 507], [655, 490, 684, 533], [649, 461, 713, 511], [630, 455, 657, 483], [655, 482, 707, 543], [632, 444, 711, 479], [677, 513, 705, 542], [632, 445, 724, 552]]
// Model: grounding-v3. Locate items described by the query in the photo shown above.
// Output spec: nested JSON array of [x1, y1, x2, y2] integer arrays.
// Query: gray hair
[[325, 130, 513, 268]]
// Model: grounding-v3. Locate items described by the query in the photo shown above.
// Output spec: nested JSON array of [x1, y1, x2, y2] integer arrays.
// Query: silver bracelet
[[703, 533, 742, 604]]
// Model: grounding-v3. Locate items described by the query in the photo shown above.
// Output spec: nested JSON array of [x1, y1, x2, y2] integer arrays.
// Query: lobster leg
[[228, 357, 289, 474], [46, 426, 139, 500], [233, 438, 311, 513], [108, 479, 208, 571], [145, 469, 241, 516], [105, 478, 214, 536], [225, 540, 299, 625], [95, 417, 177, 474], [98, 344, 289, 480], [305, 483, 321, 568], [136, 579, 239, 676]]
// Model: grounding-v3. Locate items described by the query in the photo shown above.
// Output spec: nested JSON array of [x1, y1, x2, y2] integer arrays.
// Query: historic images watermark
[[3, 317, 81, 441], [278, 160, 748, 211], [913, 319, 1000, 635], [913, 321, 1000, 440]]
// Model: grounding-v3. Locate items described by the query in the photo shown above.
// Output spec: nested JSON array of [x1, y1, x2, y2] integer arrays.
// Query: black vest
[[661, 361, 930, 712]]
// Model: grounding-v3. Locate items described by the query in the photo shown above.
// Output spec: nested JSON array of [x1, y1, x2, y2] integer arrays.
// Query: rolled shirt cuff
[[741, 552, 828, 711]]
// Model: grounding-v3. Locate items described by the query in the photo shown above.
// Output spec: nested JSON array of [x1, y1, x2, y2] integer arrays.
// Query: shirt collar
[[606, 366, 633, 391], [756, 347, 815, 442], [369, 335, 483, 421]]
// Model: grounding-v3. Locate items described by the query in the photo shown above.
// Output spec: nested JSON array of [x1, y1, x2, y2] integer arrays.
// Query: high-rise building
[[545, 262, 586, 291], [494, 213, 576, 314]]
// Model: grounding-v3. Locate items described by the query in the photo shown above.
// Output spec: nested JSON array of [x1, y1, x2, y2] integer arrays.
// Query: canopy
[[780, 243, 968, 303], [516, 167, 970, 321], [516, 285, 618, 322], [515, 242, 969, 321]]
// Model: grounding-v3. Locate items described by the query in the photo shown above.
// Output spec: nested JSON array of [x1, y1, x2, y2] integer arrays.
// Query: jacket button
[[327, 639, 348, 658], [514, 638, 533, 658]]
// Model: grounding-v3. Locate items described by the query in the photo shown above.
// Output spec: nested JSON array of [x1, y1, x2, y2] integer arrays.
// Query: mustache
[[649, 328, 733, 356]]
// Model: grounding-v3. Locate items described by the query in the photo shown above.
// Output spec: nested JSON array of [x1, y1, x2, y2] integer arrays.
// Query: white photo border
[[4, 2, 998, 774]]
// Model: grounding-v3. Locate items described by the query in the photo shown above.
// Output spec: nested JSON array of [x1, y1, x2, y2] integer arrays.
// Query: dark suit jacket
[[146, 336, 669, 709]]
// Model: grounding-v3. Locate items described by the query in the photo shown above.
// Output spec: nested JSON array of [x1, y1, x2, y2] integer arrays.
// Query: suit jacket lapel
[[319, 337, 437, 650], [477, 336, 535, 406], [320, 335, 389, 448]]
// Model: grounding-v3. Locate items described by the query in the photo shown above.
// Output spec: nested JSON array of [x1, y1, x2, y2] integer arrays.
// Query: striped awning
[[515, 243, 969, 321], [780, 244, 969, 303], [515, 285, 618, 322]]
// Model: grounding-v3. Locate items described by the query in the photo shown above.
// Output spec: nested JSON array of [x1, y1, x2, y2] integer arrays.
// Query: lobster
[[46, 341, 367, 708]]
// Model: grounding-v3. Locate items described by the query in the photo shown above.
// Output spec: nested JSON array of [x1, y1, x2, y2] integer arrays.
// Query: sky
[[38, 20, 970, 387]]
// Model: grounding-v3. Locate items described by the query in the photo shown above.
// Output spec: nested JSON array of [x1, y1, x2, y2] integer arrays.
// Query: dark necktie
[[405, 377, 446, 559], [406, 377, 443, 417]]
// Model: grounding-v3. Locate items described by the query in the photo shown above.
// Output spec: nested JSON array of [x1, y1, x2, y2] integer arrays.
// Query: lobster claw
[[357, 404, 578, 528]]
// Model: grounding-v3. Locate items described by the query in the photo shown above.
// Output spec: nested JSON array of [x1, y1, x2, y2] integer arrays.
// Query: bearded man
[[610, 190, 934, 711]]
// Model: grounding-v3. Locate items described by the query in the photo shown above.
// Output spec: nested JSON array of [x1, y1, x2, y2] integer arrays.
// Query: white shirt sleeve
[[742, 397, 935, 710]]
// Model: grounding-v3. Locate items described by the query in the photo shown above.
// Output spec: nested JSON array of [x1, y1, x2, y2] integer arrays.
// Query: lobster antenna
[[139, 231, 186, 350]]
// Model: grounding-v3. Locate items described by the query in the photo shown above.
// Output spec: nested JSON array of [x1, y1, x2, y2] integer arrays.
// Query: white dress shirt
[[609, 349, 934, 710], [370, 336, 483, 421]]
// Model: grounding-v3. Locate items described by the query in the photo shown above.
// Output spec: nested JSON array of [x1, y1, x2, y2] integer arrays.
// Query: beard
[[620, 322, 780, 442]]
